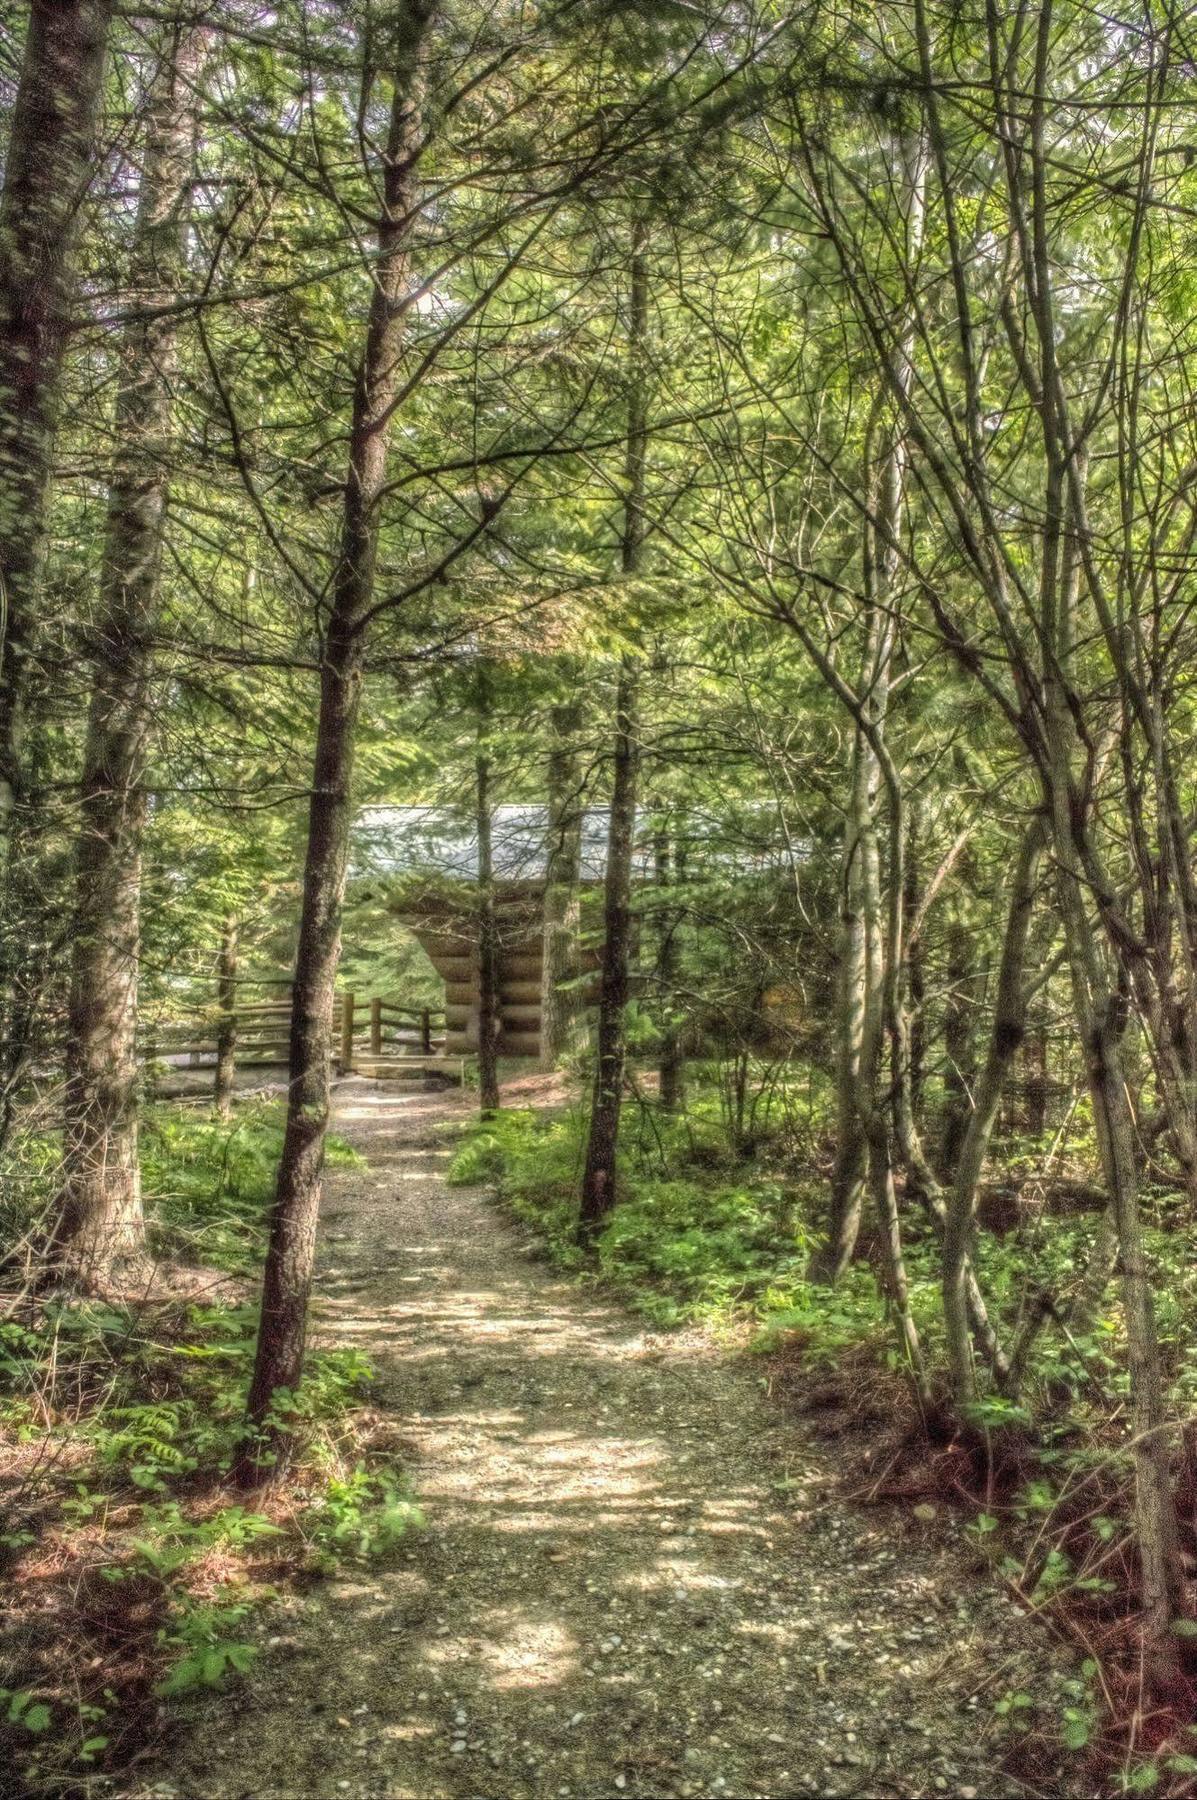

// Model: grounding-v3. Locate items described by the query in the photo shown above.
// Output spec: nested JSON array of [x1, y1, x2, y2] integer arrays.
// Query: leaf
[[1061, 1708, 1092, 1750]]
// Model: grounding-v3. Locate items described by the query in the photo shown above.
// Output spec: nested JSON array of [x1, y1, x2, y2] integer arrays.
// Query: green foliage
[[302, 1466, 423, 1568], [156, 1596, 258, 1697], [451, 1092, 822, 1327], [3, 1690, 52, 1734], [0, 1100, 409, 1784], [448, 1108, 546, 1189], [143, 1103, 362, 1275]]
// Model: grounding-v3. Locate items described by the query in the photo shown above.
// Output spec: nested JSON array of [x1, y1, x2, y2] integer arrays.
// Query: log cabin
[[353, 805, 633, 1060], [352, 804, 813, 1061]]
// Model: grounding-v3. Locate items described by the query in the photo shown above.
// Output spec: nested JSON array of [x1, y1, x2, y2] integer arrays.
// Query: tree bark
[[579, 227, 648, 1239], [939, 908, 977, 1177], [903, 803, 926, 1120], [57, 23, 204, 1288], [538, 698, 583, 1070], [0, 0, 113, 1110], [0, 0, 113, 829], [239, 4, 435, 1480], [1050, 784, 1187, 1685], [808, 738, 871, 1281], [215, 915, 239, 1120], [579, 657, 639, 1236], [655, 828, 685, 1114], [810, 134, 926, 1284], [943, 818, 1045, 1403], [476, 738, 501, 1115]]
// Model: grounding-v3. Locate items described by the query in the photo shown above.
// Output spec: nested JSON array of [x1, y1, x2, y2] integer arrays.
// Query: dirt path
[[151, 1079, 1072, 1800]]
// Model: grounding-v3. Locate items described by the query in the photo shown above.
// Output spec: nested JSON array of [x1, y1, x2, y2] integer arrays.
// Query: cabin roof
[[354, 805, 629, 883], [353, 804, 811, 885]]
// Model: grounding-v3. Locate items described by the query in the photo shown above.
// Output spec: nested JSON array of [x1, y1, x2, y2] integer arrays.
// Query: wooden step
[[351, 1055, 464, 1085]]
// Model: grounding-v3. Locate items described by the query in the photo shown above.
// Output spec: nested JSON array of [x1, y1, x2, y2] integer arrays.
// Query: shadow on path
[[155, 1080, 1069, 1800]]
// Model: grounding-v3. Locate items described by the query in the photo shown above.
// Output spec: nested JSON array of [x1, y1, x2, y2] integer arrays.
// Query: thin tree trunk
[[579, 227, 648, 1240], [655, 828, 684, 1114], [943, 818, 1045, 1403], [239, 5, 434, 1480], [579, 657, 640, 1235], [0, 0, 113, 1096], [538, 698, 583, 1070], [939, 909, 976, 1176], [904, 803, 926, 1120], [1053, 805, 1187, 1684], [215, 915, 238, 1119], [1044, 491, 1186, 1677], [57, 24, 204, 1287], [811, 134, 927, 1284], [476, 740, 500, 1115], [808, 745, 870, 1281]]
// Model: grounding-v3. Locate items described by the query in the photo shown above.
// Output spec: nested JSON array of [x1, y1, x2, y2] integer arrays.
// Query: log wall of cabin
[[407, 881, 559, 1059]]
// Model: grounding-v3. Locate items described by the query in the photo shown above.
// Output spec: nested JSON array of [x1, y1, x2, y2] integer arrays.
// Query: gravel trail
[[154, 1078, 1069, 1800]]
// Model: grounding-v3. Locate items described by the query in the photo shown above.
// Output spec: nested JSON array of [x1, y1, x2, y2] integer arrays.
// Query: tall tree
[[474, 671, 500, 1114], [238, 0, 438, 1478], [0, 0, 114, 1094], [538, 694, 583, 1071], [0, 0, 114, 822], [579, 223, 648, 1238], [58, 22, 207, 1286]]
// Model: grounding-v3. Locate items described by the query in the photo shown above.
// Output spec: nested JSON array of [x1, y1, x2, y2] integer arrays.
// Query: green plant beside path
[[0, 1101, 420, 1791]]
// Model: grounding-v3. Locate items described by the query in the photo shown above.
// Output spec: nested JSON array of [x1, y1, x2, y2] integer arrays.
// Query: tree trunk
[[215, 916, 239, 1120], [939, 910, 976, 1176], [538, 698, 583, 1070], [0, 0, 113, 826], [1038, 707, 1186, 1675], [655, 828, 685, 1114], [943, 819, 1044, 1403], [476, 742, 500, 1115], [57, 24, 204, 1288], [579, 658, 639, 1236], [579, 227, 648, 1240], [0, 0, 113, 1101], [239, 5, 435, 1481], [808, 744, 870, 1281], [1058, 841, 1187, 1684], [903, 803, 926, 1120], [811, 136, 926, 1283]]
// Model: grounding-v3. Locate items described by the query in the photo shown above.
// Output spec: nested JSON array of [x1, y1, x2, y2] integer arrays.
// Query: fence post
[[421, 1008, 431, 1054], [340, 989, 355, 1074], [370, 995, 382, 1057]]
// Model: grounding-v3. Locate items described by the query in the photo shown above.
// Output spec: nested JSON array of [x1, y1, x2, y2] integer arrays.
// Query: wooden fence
[[143, 983, 446, 1079], [337, 993, 446, 1071]]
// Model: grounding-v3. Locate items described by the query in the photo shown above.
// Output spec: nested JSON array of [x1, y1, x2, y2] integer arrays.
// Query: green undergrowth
[[141, 1102, 362, 1272], [0, 1103, 419, 1794], [449, 1082, 1197, 1792], [447, 1091, 1197, 1382], [448, 1096, 934, 1346]]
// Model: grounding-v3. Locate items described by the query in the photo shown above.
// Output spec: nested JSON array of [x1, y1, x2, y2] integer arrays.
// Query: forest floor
[[133, 1076, 1077, 1800]]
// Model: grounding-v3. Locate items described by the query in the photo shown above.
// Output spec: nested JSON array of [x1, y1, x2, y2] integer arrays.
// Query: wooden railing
[[336, 993, 446, 1071], [143, 985, 447, 1080]]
